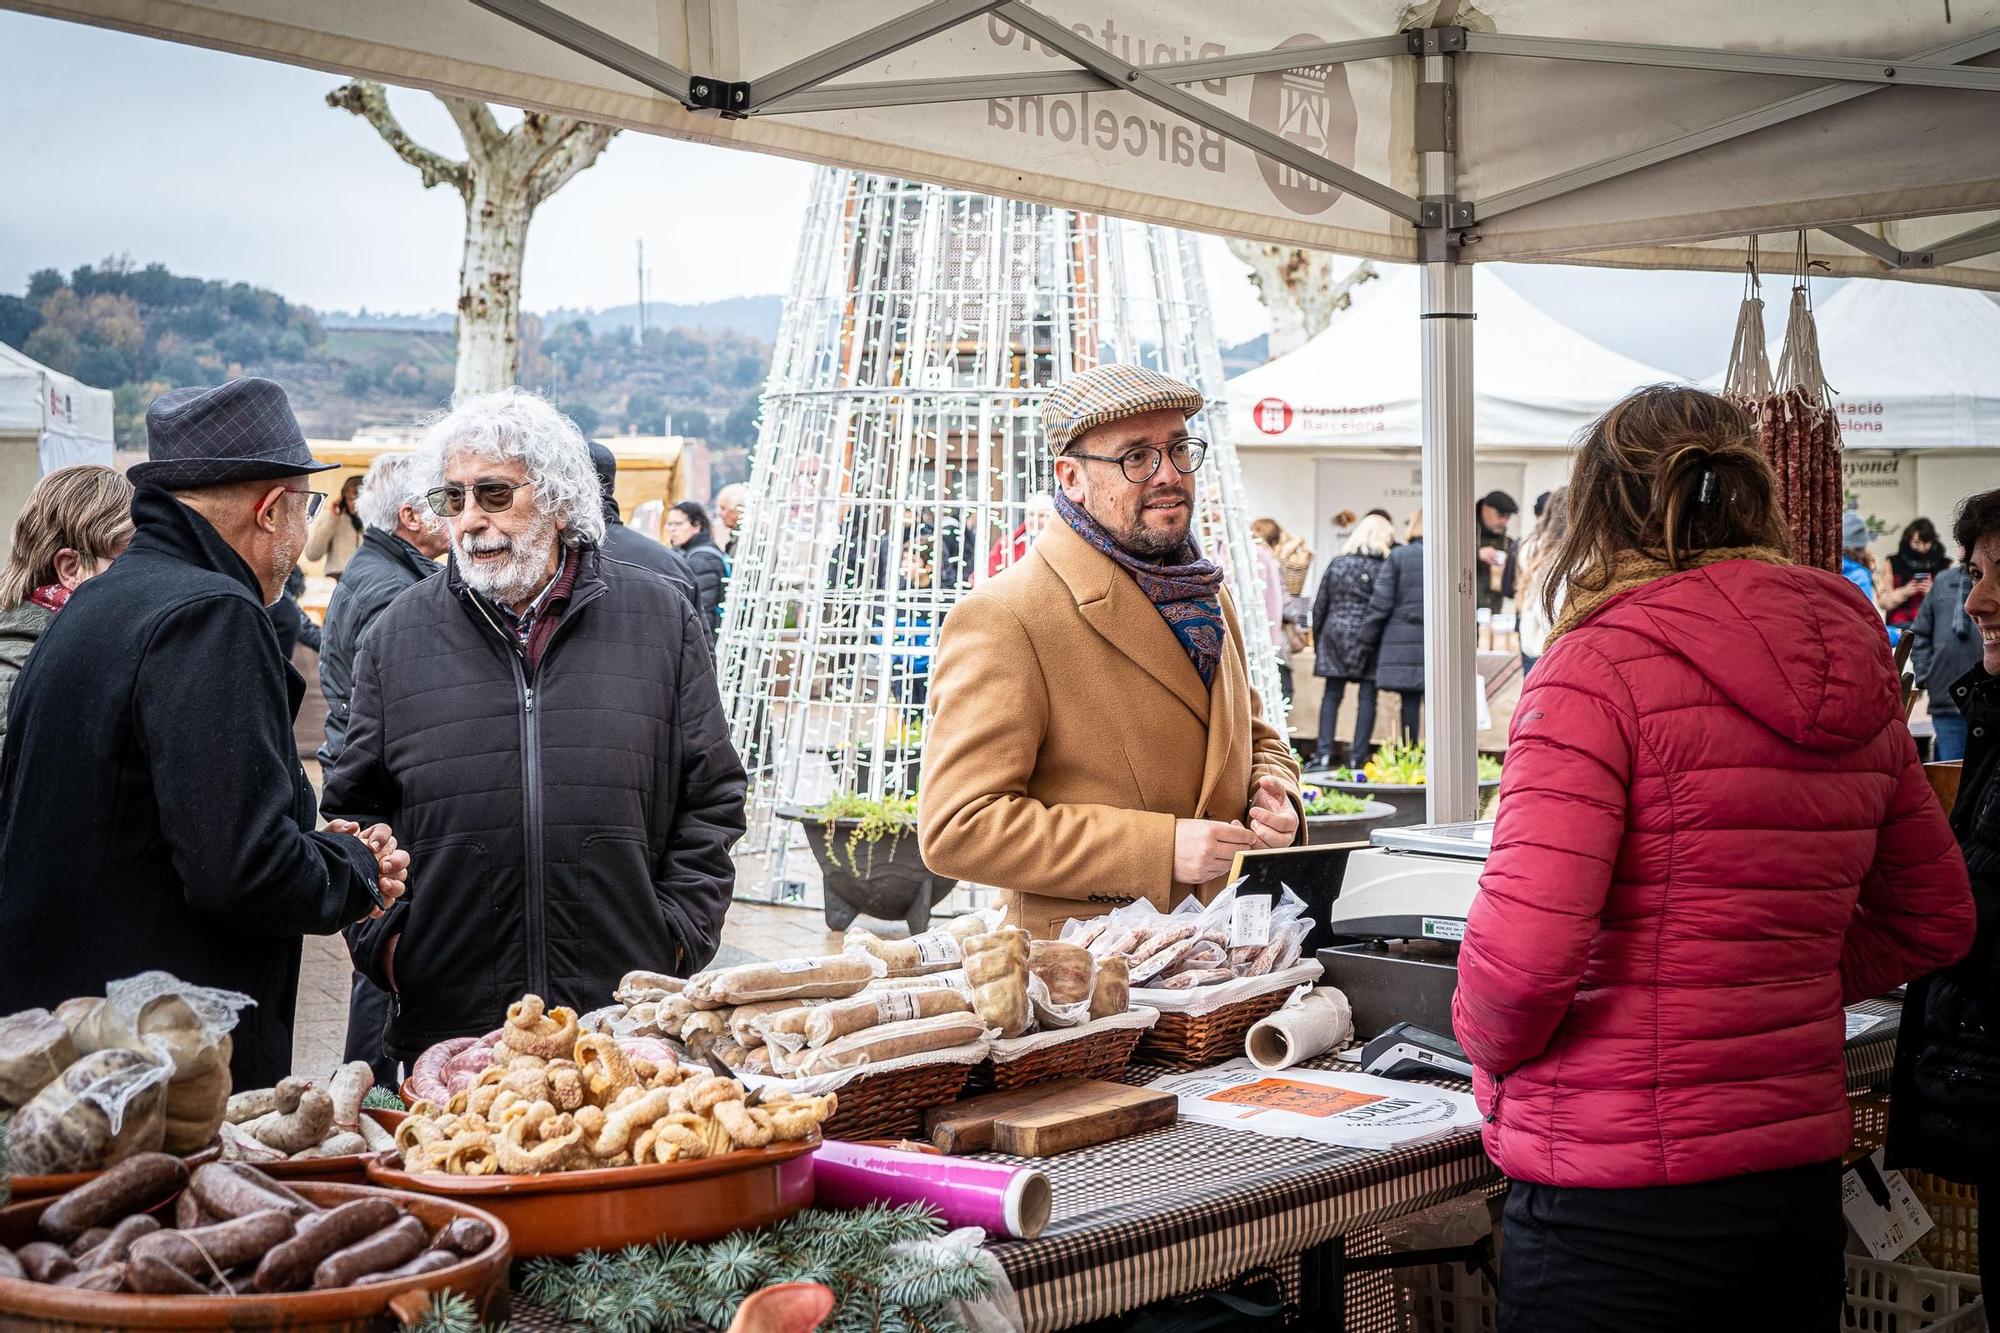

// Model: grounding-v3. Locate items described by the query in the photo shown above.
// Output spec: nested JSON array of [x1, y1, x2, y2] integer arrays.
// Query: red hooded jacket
[[1455, 559, 1972, 1188]]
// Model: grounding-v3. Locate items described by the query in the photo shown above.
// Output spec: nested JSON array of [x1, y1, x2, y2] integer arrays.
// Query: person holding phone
[[1885, 517, 1952, 633], [306, 472, 367, 579]]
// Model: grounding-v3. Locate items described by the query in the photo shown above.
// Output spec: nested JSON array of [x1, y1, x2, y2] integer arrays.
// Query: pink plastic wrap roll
[[811, 1140, 1052, 1239]]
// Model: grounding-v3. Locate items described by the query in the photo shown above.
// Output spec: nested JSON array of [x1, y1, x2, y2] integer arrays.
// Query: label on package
[[1842, 1149, 1934, 1261], [775, 958, 823, 975], [875, 990, 922, 1023], [1421, 917, 1466, 942], [911, 932, 964, 967], [1230, 895, 1273, 949]]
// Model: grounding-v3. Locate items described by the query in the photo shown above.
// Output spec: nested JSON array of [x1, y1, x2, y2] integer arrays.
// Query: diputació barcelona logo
[[1248, 34, 1360, 216]]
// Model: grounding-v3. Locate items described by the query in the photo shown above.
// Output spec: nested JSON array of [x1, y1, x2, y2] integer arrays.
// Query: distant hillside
[[5, 258, 773, 463], [325, 294, 785, 343]]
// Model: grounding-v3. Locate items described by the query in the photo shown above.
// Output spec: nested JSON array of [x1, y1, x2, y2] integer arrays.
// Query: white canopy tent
[[19, 0, 2000, 816], [1226, 264, 1679, 449], [0, 342, 115, 529]]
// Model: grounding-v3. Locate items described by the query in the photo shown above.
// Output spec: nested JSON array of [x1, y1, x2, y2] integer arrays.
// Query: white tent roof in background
[[1225, 265, 1678, 448], [1768, 280, 2000, 449], [0, 341, 116, 473]]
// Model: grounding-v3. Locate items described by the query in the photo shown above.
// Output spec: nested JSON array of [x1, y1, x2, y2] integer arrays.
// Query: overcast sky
[[1, 8, 1760, 376]]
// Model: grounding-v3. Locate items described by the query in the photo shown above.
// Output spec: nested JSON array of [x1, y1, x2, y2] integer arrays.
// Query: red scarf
[[27, 584, 69, 615]]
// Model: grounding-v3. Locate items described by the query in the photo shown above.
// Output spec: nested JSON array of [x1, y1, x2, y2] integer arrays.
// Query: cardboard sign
[[1842, 1150, 1934, 1261]]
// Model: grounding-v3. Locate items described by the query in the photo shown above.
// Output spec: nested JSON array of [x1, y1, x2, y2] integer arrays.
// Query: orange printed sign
[[1206, 1078, 1386, 1119]]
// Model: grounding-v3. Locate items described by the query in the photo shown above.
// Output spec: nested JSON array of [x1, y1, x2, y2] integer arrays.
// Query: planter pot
[[849, 748, 919, 798], [1302, 799, 1400, 847], [1301, 777, 1501, 828], [778, 806, 952, 932]]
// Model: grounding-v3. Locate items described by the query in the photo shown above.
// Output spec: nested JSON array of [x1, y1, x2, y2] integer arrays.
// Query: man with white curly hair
[[325, 388, 747, 1067]]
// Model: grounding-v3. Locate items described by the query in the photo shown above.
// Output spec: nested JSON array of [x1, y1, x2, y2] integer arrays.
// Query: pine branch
[[325, 80, 472, 197]]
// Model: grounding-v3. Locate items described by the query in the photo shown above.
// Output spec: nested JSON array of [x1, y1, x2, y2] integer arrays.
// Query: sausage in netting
[[189, 1162, 315, 1221], [16, 1242, 74, 1284], [127, 1252, 209, 1295], [0, 1246, 24, 1282], [313, 1214, 428, 1290], [427, 1216, 496, 1258], [353, 1249, 460, 1285], [38, 1152, 189, 1243], [129, 1208, 295, 1280], [78, 1215, 162, 1271], [252, 1197, 401, 1292]]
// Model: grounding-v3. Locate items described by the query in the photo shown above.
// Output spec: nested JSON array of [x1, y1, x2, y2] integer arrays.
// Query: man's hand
[[1174, 818, 1259, 884], [1247, 775, 1300, 849], [327, 819, 410, 918], [1481, 547, 1509, 569]]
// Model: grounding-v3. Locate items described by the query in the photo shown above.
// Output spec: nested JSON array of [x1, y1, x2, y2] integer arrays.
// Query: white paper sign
[[1845, 1009, 1890, 1042], [1149, 1059, 1481, 1151], [1842, 1150, 1933, 1261], [1230, 895, 1273, 949]]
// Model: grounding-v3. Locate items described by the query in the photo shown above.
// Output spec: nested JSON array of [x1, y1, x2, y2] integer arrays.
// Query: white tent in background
[[1226, 265, 1679, 449], [1787, 279, 2000, 449], [0, 342, 116, 527]]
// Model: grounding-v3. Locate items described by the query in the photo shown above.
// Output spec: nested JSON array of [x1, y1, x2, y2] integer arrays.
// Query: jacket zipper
[[1486, 1072, 1504, 1126]]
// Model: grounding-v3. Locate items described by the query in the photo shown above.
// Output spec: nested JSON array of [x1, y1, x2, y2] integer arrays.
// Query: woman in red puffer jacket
[[1454, 385, 1973, 1333]]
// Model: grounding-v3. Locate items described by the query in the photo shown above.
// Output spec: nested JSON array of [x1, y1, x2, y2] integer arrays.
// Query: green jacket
[[0, 600, 53, 763]]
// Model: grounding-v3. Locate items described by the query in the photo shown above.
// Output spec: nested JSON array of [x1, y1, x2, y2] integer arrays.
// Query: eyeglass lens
[[1120, 440, 1207, 482], [426, 482, 522, 517]]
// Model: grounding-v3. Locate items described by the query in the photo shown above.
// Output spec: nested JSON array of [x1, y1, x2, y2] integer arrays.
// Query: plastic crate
[[1396, 1258, 1499, 1333], [1845, 1255, 1982, 1332], [1906, 1173, 1981, 1278], [1850, 1095, 1893, 1161]]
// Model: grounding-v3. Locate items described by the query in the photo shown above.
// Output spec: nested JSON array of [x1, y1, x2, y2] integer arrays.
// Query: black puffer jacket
[[318, 527, 438, 764], [681, 532, 728, 641], [1358, 538, 1426, 693], [326, 544, 747, 1059], [0, 487, 381, 1087], [1311, 551, 1384, 680], [1889, 666, 2000, 1178]]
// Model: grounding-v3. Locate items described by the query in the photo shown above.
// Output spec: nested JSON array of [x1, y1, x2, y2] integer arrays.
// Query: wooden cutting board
[[924, 1078, 1177, 1156]]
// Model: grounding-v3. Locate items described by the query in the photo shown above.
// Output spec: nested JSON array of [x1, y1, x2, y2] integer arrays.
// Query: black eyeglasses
[[282, 488, 325, 520], [1063, 438, 1208, 484], [427, 480, 530, 517]]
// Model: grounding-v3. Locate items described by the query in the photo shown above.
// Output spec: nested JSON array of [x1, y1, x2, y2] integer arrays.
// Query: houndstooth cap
[[1041, 364, 1204, 452]]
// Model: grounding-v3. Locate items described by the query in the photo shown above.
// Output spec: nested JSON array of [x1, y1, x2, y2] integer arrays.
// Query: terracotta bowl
[[256, 1110, 406, 1187], [6, 1145, 221, 1204], [0, 1179, 510, 1331], [364, 1133, 819, 1258]]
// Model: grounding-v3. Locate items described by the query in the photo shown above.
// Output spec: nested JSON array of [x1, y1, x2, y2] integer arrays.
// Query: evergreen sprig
[[523, 1205, 991, 1333], [409, 1291, 505, 1333], [363, 1084, 408, 1112]]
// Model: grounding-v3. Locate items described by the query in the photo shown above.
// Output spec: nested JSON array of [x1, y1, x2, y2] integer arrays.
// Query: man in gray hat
[[0, 377, 409, 1086], [920, 364, 1301, 939]]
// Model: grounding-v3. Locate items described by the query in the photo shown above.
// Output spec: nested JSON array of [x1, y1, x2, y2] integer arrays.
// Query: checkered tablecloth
[[493, 995, 1908, 1333]]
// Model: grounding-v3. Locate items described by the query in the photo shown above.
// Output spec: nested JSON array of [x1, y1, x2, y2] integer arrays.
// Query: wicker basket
[[821, 1059, 974, 1141], [1137, 987, 1294, 1069], [969, 1021, 1147, 1092]]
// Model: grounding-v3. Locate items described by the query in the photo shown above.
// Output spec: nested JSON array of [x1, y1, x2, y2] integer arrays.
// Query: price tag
[[911, 932, 964, 967], [775, 958, 823, 975], [876, 990, 921, 1022], [1841, 1150, 1934, 1261], [1230, 894, 1273, 949]]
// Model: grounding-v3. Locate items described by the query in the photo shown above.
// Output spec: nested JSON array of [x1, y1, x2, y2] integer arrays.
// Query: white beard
[[455, 511, 560, 607]]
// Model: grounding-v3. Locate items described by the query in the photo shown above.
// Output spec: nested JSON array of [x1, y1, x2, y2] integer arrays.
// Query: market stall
[[0, 340, 114, 530]]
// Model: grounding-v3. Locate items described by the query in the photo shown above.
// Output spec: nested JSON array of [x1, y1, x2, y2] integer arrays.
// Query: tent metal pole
[[746, 0, 1003, 110], [1415, 44, 1478, 825], [1820, 224, 1906, 267], [1464, 30, 2000, 93], [1930, 219, 2000, 267], [468, 0, 691, 101]]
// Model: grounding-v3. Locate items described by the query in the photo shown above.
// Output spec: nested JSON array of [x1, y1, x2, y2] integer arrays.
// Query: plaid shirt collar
[[491, 546, 577, 645]]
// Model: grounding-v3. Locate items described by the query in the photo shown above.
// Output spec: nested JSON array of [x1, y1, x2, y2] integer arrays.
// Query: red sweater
[[1455, 559, 1972, 1188]]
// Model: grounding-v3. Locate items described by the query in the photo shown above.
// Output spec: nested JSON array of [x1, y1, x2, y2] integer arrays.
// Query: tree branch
[[523, 118, 619, 208], [326, 81, 471, 197], [442, 97, 507, 168]]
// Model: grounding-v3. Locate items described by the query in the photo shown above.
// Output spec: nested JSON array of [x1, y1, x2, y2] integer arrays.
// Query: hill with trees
[[0, 257, 773, 478]]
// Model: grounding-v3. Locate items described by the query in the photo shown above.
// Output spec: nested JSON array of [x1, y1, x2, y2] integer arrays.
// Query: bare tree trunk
[[1224, 242, 1378, 358], [328, 81, 614, 398]]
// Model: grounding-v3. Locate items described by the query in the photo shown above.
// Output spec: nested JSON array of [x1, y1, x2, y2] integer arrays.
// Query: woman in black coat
[[1310, 512, 1395, 768], [664, 500, 729, 643], [1357, 509, 1427, 746], [1888, 487, 2000, 1313]]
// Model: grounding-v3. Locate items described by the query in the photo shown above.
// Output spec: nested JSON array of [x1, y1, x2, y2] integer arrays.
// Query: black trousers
[[343, 972, 400, 1086], [1394, 689, 1423, 743], [1500, 1160, 1843, 1333], [1315, 677, 1378, 766]]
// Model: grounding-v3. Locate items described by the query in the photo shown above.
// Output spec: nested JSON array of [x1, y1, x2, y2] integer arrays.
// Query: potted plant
[[1299, 785, 1401, 847], [1309, 742, 1503, 827], [838, 714, 924, 797], [777, 791, 953, 932]]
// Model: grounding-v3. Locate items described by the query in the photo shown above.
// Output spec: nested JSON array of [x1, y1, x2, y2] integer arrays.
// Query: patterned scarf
[[27, 584, 69, 615], [1056, 489, 1226, 687], [1547, 545, 1791, 646]]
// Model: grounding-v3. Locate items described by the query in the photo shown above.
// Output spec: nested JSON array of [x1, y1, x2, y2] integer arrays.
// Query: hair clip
[[1697, 469, 1717, 505]]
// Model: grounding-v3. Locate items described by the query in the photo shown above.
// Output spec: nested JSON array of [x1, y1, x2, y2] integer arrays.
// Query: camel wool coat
[[919, 518, 1302, 938]]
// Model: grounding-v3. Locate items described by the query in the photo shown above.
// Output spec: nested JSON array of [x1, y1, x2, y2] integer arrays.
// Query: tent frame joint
[[687, 76, 751, 116], [1407, 27, 1469, 56]]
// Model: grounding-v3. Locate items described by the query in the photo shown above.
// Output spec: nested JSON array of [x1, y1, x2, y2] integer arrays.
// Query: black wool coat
[[326, 544, 747, 1060], [1311, 552, 1385, 681], [317, 526, 438, 765], [1358, 538, 1427, 694], [0, 486, 381, 1087], [1889, 666, 2000, 1179]]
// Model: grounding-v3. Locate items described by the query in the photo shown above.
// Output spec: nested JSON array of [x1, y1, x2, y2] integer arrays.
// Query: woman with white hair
[[324, 388, 746, 1071], [1308, 511, 1395, 769]]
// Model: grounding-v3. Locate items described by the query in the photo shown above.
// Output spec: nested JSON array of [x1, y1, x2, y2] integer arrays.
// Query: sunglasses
[[427, 480, 530, 517]]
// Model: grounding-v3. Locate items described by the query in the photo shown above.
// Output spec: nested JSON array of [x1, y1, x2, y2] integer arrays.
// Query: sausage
[[312, 1214, 427, 1290], [0, 1246, 24, 1282], [78, 1214, 162, 1271], [175, 1189, 216, 1231], [251, 1197, 400, 1292], [56, 1263, 127, 1293], [231, 1164, 318, 1214], [127, 1252, 209, 1295], [37, 1152, 188, 1243], [426, 1216, 496, 1258], [66, 1227, 111, 1257], [130, 1208, 295, 1279], [189, 1162, 314, 1221], [16, 1242, 76, 1283], [353, 1249, 460, 1285]]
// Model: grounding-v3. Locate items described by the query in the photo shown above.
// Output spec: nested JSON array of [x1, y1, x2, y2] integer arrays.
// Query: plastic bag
[[1027, 973, 1091, 1030], [67, 971, 252, 1077], [7, 1047, 173, 1175], [884, 1227, 1026, 1333]]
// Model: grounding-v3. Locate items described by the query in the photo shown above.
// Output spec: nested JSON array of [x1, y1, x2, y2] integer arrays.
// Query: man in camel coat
[[920, 364, 1302, 938]]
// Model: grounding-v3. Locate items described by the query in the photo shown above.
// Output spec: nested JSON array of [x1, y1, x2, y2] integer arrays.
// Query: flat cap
[[1041, 363, 1203, 452]]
